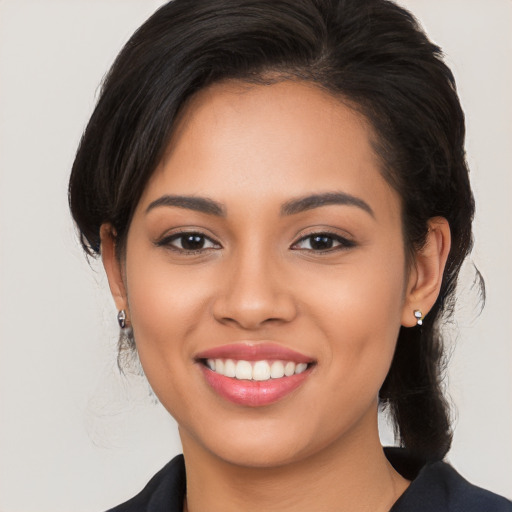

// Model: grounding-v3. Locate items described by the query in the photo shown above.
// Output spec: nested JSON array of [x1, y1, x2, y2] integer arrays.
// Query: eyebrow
[[145, 191, 374, 218], [280, 192, 374, 217], [145, 195, 226, 216]]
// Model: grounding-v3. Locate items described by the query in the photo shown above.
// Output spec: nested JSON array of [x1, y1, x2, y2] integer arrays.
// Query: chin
[[210, 438, 312, 469], [179, 410, 355, 471]]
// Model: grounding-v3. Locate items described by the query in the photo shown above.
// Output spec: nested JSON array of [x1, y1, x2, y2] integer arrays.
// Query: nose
[[212, 248, 298, 330]]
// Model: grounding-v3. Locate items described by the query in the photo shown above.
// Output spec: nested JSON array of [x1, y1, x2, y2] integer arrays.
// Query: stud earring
[[414, 309, 424, 326], [117, 309, 127, 329]]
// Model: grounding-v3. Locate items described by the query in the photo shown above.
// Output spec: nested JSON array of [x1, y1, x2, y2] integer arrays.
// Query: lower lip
[[199, 365, 311, 407]]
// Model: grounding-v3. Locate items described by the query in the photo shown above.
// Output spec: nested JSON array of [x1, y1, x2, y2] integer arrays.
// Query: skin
[[101, 80, 450, 512]]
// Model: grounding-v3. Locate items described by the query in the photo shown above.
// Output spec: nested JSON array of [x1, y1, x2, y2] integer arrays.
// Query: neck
[[180, 415, 409, 512]]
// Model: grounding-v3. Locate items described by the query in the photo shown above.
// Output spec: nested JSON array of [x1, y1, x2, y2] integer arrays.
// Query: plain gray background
[[0, 1, 511, 510]]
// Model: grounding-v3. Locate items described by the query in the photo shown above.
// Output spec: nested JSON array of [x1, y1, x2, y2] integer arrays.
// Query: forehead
[[137, 80, 400, 222]]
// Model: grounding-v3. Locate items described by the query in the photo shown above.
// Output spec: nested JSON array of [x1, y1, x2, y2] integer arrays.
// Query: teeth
[[270, 361, 285, 379], [235, 360, 253, 380], [295, 363, 308, 374], [253, 361, 271, 381], [205, 358, 310, 381], [284, 361, 296, 377], [224, 359, 236, 378]]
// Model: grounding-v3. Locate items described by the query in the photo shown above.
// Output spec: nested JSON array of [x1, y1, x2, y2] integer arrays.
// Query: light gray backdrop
[[0, 1, 511, 510]]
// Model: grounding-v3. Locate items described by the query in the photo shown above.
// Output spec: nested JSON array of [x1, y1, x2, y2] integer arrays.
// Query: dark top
[[106, 448, 512, 512]]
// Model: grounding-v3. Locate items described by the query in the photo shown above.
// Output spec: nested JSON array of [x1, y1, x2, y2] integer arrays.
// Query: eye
[[291, 232, 355, 252], [156, 232, 220, 253]]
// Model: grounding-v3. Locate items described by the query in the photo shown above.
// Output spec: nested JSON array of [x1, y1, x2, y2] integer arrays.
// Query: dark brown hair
[[69, 0, 477, 462]]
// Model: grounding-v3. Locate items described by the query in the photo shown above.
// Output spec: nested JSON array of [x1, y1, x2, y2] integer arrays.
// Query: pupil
[[311, 235, 333, 250], [182, 234, 204, 250]]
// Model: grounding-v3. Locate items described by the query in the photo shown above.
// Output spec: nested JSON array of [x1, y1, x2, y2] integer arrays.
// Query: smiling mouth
[[195, 343, 316, 406], [202, 358, 311, 381]]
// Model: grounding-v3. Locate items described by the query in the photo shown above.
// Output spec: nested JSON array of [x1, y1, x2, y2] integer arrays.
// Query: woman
[[68, 0, 512, 510]]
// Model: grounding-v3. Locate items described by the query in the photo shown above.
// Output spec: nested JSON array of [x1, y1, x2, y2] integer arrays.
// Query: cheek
[[123, 255, 215, 417], [123, 246, 213, 365], [308, 250, 406, 324], [306, 254, 406, 386]]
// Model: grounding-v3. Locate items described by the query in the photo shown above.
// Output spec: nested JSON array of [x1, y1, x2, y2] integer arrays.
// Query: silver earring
[[117, 309, 127, 329], [414, 309, 424, 326]]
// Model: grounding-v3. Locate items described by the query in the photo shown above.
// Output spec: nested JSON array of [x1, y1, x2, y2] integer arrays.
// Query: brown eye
[[309, 235, 335, 250], [157, 232, 220, 252], [179, 234, 208, 250], [292, 233, 355, 252]]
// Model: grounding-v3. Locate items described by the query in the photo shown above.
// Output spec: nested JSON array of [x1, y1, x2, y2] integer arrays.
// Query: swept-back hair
[[69, 0, 477, 461]]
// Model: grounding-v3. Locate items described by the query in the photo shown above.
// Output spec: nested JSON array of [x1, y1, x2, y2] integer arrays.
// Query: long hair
[[69, 0, 477, 461]]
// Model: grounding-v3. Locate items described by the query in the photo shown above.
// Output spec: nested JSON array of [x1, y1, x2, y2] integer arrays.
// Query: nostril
[[213, 298, 298, 330], [216, 315, 292, 330], [210, 264, 299, 329]]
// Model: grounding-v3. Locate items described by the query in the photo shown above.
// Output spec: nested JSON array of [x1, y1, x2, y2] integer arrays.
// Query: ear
[[100, 223, 129, 314], [401, 217, 451, 327]]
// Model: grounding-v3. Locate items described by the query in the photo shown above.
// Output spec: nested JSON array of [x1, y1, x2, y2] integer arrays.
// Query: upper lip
[[195, 342, 314, 363]]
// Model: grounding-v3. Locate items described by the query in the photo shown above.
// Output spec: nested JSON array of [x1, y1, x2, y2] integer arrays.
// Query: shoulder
[[104, 450, 511, 512], [391, 457, 512, 512], [105, 454, 186, 512]]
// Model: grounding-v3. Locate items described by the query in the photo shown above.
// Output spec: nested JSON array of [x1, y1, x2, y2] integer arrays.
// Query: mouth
[[202, 358, 310, 381], [195, 343, 316, 407]]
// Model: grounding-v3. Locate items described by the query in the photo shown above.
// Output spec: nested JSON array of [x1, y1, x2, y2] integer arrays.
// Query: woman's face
[[115, 80, 417, 467]]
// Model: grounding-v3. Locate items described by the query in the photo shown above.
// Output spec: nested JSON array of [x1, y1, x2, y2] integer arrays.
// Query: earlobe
[[401, 217, 451, 327], [100, 223, 129, 313]]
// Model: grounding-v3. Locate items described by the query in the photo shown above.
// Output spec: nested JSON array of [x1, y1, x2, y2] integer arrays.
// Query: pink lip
[[199, 365, 312, 407], [195, 343, 315, 407], [195, 342, 313, 363]]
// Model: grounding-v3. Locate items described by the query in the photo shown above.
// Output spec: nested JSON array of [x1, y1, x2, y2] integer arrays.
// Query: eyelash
[[155, 231, 221, 254], [291, 232, 356, 252], [156, 230, 355, 255]]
